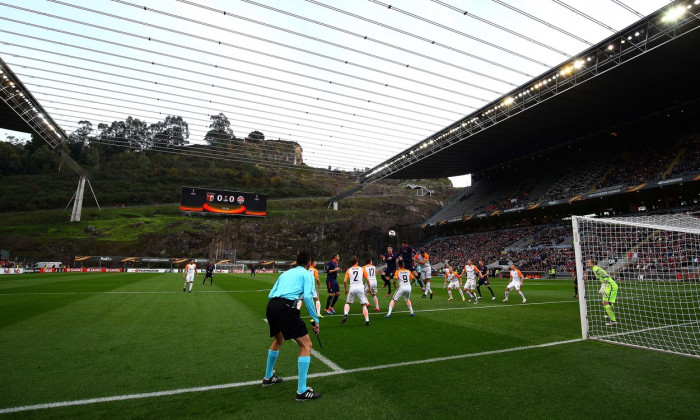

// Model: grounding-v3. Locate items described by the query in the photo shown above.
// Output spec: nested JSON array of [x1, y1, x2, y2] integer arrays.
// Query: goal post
[[572, 213, 700, 358]]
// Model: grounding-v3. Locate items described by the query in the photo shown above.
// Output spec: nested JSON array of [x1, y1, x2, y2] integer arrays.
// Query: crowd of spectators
[[596, 143, 676, 189], [1, 257, 18, 268], [423, 225, 575, 274], [670, 135, 700, 177]]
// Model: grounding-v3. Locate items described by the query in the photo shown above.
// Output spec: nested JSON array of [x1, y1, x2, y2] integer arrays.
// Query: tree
[[204, 113, 234, 146], [97, 117, 152, 150], [247, 130, 264, 141], [67, 120, 93, 158], [0, 141, 22, 175], [151, 115, 189, 148]]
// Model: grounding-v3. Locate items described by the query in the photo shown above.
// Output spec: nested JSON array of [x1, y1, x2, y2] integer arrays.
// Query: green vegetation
[[0, 273, 697, 419], [0, 191, 445, 262]]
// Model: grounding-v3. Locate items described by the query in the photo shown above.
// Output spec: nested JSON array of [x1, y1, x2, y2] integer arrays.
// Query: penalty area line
[[262, 319, 342, 372], [0, 338, 582, 414]]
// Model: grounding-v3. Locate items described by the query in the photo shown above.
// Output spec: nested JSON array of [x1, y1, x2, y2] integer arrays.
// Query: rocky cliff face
[[143, 195, 442, 262]]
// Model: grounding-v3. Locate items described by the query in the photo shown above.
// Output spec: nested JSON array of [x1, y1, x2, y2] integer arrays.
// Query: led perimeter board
[[179, 186, 267, 217]]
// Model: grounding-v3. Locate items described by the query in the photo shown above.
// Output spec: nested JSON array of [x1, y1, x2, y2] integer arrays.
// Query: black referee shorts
[[266, 297, 309, 340]]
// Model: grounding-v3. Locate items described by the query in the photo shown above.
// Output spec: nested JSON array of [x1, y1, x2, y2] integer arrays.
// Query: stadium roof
[[362, 3, 700, 182], [0, 0, 680, 174]]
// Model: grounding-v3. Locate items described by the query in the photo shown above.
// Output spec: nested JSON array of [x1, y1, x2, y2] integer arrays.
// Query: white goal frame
[[572, 213, 700, 358]]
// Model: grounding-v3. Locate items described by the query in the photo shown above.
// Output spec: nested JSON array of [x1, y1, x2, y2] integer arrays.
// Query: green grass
[[0, 273, 698, 419]]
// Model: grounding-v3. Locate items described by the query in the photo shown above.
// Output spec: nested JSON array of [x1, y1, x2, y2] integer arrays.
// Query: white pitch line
[[261, 319, 342, 372], [0, 338, 583, 414], [311, 349, 344, 372]]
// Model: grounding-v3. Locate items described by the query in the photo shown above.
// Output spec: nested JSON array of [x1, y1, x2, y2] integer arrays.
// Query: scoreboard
[[179, 186, 267, 217]]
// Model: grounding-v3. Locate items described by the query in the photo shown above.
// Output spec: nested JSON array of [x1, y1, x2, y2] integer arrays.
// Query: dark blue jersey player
[[324, 254, 341, 314], [203, 261, 214, 286], [381, 246, 399, 296], [398, 240, 423, 289], [476, 259, 495, 299]]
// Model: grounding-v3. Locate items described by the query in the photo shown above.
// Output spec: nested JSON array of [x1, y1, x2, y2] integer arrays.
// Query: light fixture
[[608, 44, 614, 50], [574, 59, 584, 69], [662, 5, 686, 21]]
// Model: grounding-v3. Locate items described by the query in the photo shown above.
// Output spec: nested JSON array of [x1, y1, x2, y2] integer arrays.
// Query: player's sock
[[518, 291, 525, 300], [297, 356, 311, 394], [448, 289, 453, 299], [315, 299, 321, 315], [344, 303, 350, 316], [605, 304, 616, 321], [325, 295, 333, 309], [362, 306, 369, 322], [424, 282, 431, 296], [265, 349, 279, 379], [476, 286, 482, 297], [488, 286, 495, 297], [505, 291, 510, 299], [387, 300, 395, 315], [373, 295, 379, 309], [458, 289, 465, 299], [406, 299, 414, 315], [331, 294, 340, 308], [188, 283, 193, 291]]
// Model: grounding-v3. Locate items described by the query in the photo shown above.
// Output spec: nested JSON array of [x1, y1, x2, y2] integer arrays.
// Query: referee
[[263, 251, 322, 401]]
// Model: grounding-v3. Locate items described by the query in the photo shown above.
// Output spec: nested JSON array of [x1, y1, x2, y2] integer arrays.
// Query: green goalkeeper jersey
[[592, 265, 618, 291]]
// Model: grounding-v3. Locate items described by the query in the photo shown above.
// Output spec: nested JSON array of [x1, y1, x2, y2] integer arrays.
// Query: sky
[[0, 0, 674, 186]]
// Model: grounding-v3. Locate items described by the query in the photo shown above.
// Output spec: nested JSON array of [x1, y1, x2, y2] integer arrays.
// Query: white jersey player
[[182, 259, 197, 293], [386, 260, 416, 318], [341, 256, 371, 326], [443, 265, 466, 301], [462, 260, 482, 303], [363, 258, 381, 312], [504, 264, 527, 303], [415, 250, 434, 300]]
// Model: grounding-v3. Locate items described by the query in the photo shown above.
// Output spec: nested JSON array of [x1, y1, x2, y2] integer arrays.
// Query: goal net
[[572, 213, 700, 358]]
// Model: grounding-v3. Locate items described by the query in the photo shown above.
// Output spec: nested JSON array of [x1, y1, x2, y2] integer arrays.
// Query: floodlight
[[662, 5, 686, 21], [503, 97, 514, 106], [608, 44, 614, 50]]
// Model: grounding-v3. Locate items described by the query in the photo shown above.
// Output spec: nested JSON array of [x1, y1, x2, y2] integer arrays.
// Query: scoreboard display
[[179, 186, 267, 217]]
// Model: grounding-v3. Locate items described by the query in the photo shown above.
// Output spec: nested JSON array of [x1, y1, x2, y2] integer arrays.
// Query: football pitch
[[1, 272, 698, 419]]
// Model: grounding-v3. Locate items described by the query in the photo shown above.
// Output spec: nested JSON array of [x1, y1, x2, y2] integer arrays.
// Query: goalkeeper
[[587, 260, 618, 326]]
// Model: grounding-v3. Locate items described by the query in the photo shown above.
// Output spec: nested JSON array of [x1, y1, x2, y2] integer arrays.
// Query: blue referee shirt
[[268, 266, 319, 323]]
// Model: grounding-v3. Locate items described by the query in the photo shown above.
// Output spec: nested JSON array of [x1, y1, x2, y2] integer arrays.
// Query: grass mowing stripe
[[314, 299, 578, 318], [0, 338, 582, 414], [0, 289, 271, 296]]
